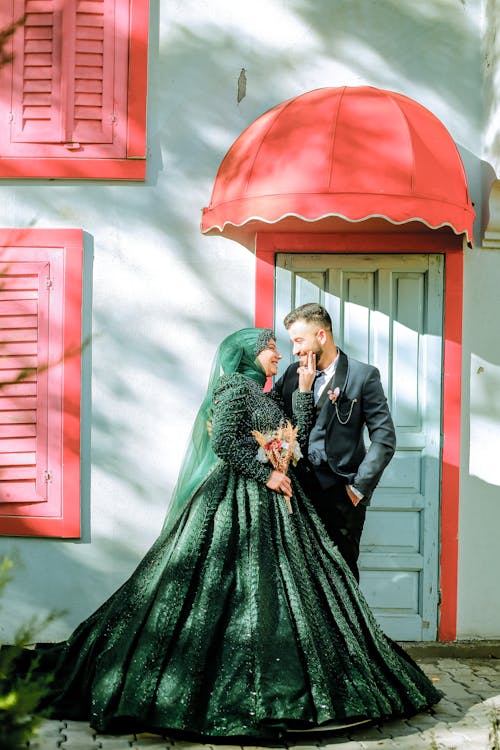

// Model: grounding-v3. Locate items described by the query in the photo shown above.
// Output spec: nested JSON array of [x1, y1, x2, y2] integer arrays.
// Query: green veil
[[162, 327, 274, 533]]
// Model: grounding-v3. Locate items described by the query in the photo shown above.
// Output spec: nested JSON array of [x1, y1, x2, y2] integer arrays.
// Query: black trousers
[[298, 466, 367, 582]]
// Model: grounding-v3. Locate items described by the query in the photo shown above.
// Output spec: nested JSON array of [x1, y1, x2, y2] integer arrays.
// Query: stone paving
[[26, 657, 500, 750]]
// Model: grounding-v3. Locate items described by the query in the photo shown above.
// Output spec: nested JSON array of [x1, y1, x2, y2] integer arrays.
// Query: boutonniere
[[327, 386, 340, 403]]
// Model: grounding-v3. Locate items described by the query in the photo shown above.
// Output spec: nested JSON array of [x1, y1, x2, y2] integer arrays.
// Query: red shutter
[[0, 229, 82, 538], [10, 0, 64, 145], [0, 0, 147, 178], [0, 262, 51, 504], [72, 0, 118, 145]]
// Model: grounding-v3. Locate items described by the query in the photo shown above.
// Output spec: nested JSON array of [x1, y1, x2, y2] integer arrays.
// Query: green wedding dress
[[33, 329, 440, 739]]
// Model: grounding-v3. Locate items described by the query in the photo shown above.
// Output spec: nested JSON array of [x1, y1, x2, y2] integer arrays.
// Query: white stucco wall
[[0, 0, 497, 642], [458, 246, 500, 638]]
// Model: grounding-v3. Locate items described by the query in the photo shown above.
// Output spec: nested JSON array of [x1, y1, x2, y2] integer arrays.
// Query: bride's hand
[[297, 351, 316, 392], [266, 470, 292, 497]]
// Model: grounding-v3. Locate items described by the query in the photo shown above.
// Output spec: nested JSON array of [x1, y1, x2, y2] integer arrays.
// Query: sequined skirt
[[40, 462, 441, 738]]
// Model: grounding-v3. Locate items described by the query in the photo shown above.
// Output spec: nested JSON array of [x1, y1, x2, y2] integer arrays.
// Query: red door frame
[[254, 230, 464, 642]]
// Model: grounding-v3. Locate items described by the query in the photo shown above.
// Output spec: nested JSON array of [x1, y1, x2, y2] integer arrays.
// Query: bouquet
[[252, 421, 302, 514]]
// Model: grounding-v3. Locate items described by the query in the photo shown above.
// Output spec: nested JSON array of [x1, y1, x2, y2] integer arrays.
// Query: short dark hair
[[283, 303, 332, 331]]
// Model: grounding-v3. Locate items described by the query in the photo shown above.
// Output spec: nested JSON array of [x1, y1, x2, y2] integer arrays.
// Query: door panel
[[275, 253, 443, 640]]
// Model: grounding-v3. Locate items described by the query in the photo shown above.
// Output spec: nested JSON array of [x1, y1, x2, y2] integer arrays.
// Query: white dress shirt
[[314, 356, 338, 403]]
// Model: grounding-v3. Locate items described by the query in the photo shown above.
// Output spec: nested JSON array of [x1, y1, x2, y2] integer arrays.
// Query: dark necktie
[[313, 370, 327, 404]]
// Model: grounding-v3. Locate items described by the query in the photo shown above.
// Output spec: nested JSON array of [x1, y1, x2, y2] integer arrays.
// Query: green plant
[[0, 556, 60, 749]]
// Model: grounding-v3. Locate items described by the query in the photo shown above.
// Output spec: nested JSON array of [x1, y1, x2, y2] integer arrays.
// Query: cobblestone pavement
[[26, 657, 500, 750]]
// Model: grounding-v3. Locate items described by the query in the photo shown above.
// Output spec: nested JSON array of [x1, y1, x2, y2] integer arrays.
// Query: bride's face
[[257, 339, 282, 377]]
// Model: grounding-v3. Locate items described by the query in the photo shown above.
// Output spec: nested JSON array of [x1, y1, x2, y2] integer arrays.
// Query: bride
[[33, 327, 441, 739]]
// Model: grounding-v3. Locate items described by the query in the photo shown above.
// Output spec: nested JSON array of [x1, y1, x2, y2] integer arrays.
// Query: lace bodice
[[210, 372, 314, 483]]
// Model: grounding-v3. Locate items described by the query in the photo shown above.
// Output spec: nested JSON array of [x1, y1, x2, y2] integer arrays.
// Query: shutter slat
[[0, 356, 38, 369], [23, 66, 53, 79], [75, 79, 102, 92], [0, 437, 37, 451], [23, 80, 52, 93], [0, 369, 37, 384], [0, 300, 38, 315], [78, 13, 105, 25], [75, 66, 103, 80], [0, 329, 37, 342], [0, 356, 38, 372], [0, 293, 38, 301], [20, 107, 52, 120], [74, 92, 101, 106], [0, 315, 38, 328], [76, 39, 102, 53], [25, 27, 53, 40], [0, 453, 36, 467], [0, 384, 37, 397], [24, 53, 52, 66], [0, 276, 39, 290], [25, 39, 52, 53], [1, 467, 37, 480], [74, 107, 103, 119], [25, 14, 54, 27], [0, 396, 38, 410], [22, 93, 52, 105], [0, 481, 42, 503], [0, 411, 37, 424], [78, 0, 106, 12], [75, 53, 102, 66], [1, 343, 38, 356], [0, 423, 37, 438], [75, 26, 104, 40]]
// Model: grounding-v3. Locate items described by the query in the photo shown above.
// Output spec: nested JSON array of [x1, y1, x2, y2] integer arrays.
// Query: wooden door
[[275, 253, 443, 640]]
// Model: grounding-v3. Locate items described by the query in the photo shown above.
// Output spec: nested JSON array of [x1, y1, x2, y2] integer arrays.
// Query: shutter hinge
[[45, 276, 53, 289], [8, 111, 13, 123], [438, 588, 442, 605], [43, 470, 53, 483]]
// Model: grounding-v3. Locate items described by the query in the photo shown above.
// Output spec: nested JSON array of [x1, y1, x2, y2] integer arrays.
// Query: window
[[0, 0, 148, 179], [0, 229, 83, 537]]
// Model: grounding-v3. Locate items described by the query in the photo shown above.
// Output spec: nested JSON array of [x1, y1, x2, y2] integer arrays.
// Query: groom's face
[[287, 319, 324, 366]]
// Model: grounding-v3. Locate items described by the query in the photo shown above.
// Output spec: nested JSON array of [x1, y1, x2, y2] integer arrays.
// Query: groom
[[273, 303, 396, 581]]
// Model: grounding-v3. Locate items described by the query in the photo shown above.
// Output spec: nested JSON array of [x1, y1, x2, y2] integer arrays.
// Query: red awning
[[201, 86, 475, 245]]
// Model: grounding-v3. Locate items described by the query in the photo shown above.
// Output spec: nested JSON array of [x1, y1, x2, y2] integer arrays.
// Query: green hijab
[[162, 327, 274, 532]]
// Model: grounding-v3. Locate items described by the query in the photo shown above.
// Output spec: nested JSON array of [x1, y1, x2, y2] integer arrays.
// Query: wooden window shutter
[[10, 0, 65, 145], [72, 0, 118, 145], [0, 262, 51, 504], [0, 229, 83, 538], [0, 0, 148, 179]]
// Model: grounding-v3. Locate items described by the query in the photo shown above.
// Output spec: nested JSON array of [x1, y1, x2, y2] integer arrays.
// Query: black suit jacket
[[273, 349, 396, 503]]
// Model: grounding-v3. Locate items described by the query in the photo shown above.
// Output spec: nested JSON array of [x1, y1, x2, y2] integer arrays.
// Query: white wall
[[0, 0, 496, 641], [458, 246, 500, 638]]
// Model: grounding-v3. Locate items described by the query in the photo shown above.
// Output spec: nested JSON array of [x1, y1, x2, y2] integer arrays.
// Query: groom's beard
[[298, 345, 323, 367]]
